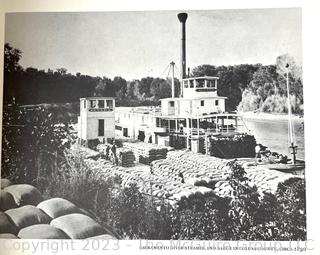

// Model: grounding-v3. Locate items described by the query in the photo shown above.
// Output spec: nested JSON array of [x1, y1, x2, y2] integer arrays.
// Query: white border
[[0, 0, 319, 254]]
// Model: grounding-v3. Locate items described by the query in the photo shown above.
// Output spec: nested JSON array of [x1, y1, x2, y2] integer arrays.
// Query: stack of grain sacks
[[123, 142, 168, 165], [0, 179, 117, 239]]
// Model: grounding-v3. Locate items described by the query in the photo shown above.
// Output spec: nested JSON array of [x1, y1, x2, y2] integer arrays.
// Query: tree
[[4, 43, 23, 73], [150, 78, 171, 99], [225, 160, 261, 240], [274, 178, 306, 240], [3, 43, 23, 103], [139, 77, 154, 97], [94, 77, 115, 97], [276, 54, 303, 105], [113, 76, 127, 100], [2, 105, 70, 183], [192, 64, 259, 111]]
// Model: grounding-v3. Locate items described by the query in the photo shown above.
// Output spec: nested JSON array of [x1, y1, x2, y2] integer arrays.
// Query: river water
[[243, 117, 305, 160]]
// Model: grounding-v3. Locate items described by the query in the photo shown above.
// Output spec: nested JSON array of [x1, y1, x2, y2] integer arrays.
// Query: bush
[[274, 178, 306, 240], [1, 104, 70, 183]]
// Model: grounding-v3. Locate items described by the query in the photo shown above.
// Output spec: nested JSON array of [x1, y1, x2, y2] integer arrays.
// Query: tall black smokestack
[[177, 13, 188, 80]]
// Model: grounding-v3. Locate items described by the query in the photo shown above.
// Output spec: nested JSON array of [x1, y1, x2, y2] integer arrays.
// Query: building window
[[98, 119, 104, 136], [169, 101, 175, 107], [201, 100, 204, 106], [215, 100, 219, 106]]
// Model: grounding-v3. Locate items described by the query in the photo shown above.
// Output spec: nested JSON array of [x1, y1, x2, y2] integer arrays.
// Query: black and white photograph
[[0, 1, 314, 251]]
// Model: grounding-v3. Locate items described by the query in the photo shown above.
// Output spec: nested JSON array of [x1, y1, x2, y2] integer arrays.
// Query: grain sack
[[0, 233, 18, 239], [0, 211, 18, 234], [4, 184, 43, 206], [0, 190, 18, 211], [18, 224, 70, 239], [37, 198, 81, 219], [50, 213, 109, 239], [5, 205, 51, 230], [1, 179, 12, 189], [86, 234, 115, 239]]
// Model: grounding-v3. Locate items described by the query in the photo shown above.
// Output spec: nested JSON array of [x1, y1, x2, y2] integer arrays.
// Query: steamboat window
[[90, 100, 96, 108], [207, 80, 214, 88], [196, 79, 205, 88], [106, 100, 113, 110], [201, 100, 204, 106], [183, 80, 188, 88], [190, 80, 194, 88], [98, 119, 104, 136], [83, 100, 86, 109], [169, 101, 175, 107], [98, 100, 105, 108], [215, 100, 219, 106]]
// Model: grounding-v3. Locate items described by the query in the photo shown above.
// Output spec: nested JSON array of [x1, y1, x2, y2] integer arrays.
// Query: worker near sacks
[[179, 122, 184, 134], [105, 145, 110, 160], [255, 144, 261, 163], [111, 141, 118, 165]]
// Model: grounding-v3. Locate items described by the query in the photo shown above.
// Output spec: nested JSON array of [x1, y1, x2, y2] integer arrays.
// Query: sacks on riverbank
[[5, 205, 51, 230], [118, 149, 135, 167], [50, 213, 109, 239], [37, 198, 82, 219], [0, 191, 18, 211], [1, 178, 12, 189], [86, 234, 115, 239], [0, 233, 18, 239], [4, 184, 43, 206], [123, 142, 168, 165], [0, 211, 18, 234], [18, 224, 70, 239]]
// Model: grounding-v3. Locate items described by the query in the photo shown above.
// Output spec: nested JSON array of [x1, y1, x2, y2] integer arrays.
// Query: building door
[[98, 119, 104, 136], [123, 128, 128, 137]]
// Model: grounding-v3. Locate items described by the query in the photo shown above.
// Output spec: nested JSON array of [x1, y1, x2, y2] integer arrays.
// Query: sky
[[5, 8, 302, 80]]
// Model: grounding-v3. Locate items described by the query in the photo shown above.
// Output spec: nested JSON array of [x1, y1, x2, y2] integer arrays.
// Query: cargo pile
[[151, 150, 299, 197], [209, 134, 256, 158], [74, 145, 300, 206], [97, 144, 136, 167], [123, 142, 169, 165], [118, 149, 136, 167], [0, 180, 116, 239], [85, 158, 215, 205]]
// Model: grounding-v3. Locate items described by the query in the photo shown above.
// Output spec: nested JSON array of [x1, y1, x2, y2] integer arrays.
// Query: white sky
[[5, 8, 302, 80]]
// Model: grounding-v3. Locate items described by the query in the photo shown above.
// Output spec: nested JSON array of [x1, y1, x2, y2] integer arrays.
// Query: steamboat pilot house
[[156, 75, 244, 151]]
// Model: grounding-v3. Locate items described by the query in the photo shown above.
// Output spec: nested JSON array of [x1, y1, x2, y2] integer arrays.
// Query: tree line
[[4, 43, 303, 113]]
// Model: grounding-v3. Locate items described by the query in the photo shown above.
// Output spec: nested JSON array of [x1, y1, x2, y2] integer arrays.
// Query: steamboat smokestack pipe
[[177, 13, 188, 80], [170, 61, 175, 98]]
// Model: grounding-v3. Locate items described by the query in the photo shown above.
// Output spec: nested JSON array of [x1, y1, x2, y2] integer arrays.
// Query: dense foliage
[[1, 104, 71, 183], [4, 43, 303, 113]]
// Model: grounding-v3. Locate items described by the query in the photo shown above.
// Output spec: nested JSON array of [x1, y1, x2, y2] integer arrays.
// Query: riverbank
[[239, 111, 304, 121]]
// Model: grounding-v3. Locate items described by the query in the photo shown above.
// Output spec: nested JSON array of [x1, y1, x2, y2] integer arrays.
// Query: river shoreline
[[238, 111, 304, 121]]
